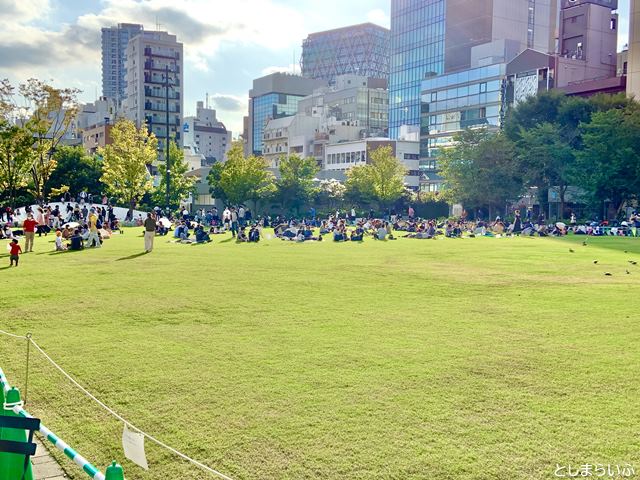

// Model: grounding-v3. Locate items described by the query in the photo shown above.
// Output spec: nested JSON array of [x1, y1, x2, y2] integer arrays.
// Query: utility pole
[[165, 64, 171, 215]]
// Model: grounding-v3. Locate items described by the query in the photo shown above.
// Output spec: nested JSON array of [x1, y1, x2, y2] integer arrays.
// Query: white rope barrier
[[1, 330, 235, 480], [0, 328, 28, 339]]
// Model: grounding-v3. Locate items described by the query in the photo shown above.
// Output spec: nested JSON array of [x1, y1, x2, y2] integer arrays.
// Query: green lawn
[[1, 230, 639, 479]]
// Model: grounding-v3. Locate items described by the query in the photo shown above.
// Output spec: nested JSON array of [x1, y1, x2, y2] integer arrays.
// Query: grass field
[[1, 229, 639, 479]]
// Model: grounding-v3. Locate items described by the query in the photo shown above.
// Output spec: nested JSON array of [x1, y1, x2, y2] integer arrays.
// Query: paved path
[[32, 435, 67, 480]]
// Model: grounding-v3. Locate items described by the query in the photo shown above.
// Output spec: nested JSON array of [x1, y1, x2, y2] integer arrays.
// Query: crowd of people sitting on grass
[[4, 200, 640, 262], [131, 203, 640, 246], [1, 203, 123, 257]]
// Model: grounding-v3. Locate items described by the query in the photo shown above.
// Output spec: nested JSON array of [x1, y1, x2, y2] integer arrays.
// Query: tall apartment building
[[389, 0, 558, 139], [301, 23, 391, 84], [101, 23, 144, 103], [183, 101, 232, 164], [247, 73, 326, 156], [124, 31, 184, 162]]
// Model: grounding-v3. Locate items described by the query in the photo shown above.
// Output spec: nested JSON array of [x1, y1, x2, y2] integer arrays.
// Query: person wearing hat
[[86, 208, 101, 248]]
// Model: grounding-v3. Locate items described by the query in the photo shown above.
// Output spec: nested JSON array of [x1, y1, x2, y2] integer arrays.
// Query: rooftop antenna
[[206, 92, 209, 109], [155, 16, 163, 31], [293, 48, 296, 75]]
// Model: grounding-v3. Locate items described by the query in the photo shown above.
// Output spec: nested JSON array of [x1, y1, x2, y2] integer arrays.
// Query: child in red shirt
[[9, 239, 22, 267]]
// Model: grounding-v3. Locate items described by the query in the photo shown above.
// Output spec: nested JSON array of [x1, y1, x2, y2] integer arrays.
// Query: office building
[[297, 75, 389, 137], [301, 23, 390, 83], [183, 101, 232, 164], [420, 49, 557, 192], [389, 0, 558, 139], [123, 31, 184, 162], [248, 73, 325, 156], [101, 23, 144, 103], [556, 0, 619, 87], [262, 75, 389, 167], [324, 139, 421, 189]]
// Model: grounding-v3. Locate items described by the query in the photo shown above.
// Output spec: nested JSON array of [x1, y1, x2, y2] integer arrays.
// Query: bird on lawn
[[583, 241, 588, 246], [604, 272, 612, 276], [593, 260, 599, 264], [626, 270, 631, 275], [569, 248, 575, 253], [629, 260, 637, 265]]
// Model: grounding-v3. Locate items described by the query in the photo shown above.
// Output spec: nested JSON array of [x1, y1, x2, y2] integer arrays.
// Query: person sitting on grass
[[61, 225, 74, 239], [375, 224, 387, 240], [194, 225, 212, 243], [249, 225, 260, 243], [69, 229, 84, 250], [55, 229, 67, 251], [236, 227, 249, 242], [350, 228, 363, 242], [333, 226, 346, 242]]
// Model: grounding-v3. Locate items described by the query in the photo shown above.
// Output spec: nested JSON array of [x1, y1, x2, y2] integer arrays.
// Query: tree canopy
[[99, 119, 157, 216]]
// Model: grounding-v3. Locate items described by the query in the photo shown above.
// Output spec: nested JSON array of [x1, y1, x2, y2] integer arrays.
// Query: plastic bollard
[[0, 388, 34, 480], [105, 461, 125, 480]]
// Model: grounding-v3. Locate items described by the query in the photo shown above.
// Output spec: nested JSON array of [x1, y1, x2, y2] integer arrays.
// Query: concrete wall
[[628, 0, 640, 99]]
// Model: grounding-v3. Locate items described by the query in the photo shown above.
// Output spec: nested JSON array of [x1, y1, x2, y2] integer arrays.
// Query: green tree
[[317, 179, 346, 210], [439, 129, 522, 218], [99, 119, 158, 218], [211, 141, 275, 211], [48, 145, 102, 198], [0, 121, 34, 208], [516, 123, 575, 219], [367, 146, 407, 209], [576, 107, 640, 215], [275, 154, 319, 214], [153, 140, 196, 210], [19, 79, 80, 203], [345, 164, 375, 207], [206, 162, 226, 203]]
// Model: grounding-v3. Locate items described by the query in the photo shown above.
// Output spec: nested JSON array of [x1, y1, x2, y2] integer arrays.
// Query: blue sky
[[0, 0, 630, 136]]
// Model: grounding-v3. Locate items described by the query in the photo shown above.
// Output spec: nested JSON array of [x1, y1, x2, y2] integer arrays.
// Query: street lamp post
[[165, 64, 171, 215]]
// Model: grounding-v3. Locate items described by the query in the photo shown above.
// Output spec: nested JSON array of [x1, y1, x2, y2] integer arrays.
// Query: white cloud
[[0, 0, 51, 22], [261, 63, 299, 76], [366, 8, 390, 28]]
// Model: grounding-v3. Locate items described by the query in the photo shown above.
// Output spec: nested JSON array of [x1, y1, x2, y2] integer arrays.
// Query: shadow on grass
[[219, 238, 235, 244], [550, 235, 640, 255], [116, 252, 148, 261], [0, 265, 12, 270]]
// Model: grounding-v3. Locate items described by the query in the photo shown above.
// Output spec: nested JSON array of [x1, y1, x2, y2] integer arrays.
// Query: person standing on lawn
[[23, 213, 37, 252], [9, 239, 22, 266], [144, 212, 156, 253], [86, 208, 101, 248]]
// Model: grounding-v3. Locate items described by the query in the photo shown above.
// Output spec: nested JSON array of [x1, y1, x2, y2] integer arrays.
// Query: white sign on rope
[[122, 424, 149, 470]]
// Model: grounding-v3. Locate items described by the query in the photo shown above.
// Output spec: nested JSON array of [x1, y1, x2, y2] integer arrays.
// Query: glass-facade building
[[251, 93, 305, 156], [389, 0, 446, 139], [248, 73, 326, 156], [420, 64, 506, 192], [301, 23, 390, 84]]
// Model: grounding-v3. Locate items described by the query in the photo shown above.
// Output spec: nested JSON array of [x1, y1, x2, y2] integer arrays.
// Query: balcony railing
[[144, 87, 180, 100], [144, 47, 180, 60]]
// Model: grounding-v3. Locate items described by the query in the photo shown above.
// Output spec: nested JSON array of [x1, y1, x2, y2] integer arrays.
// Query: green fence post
[[105, 461, 125, 480], [0, 387, 34, 480]]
